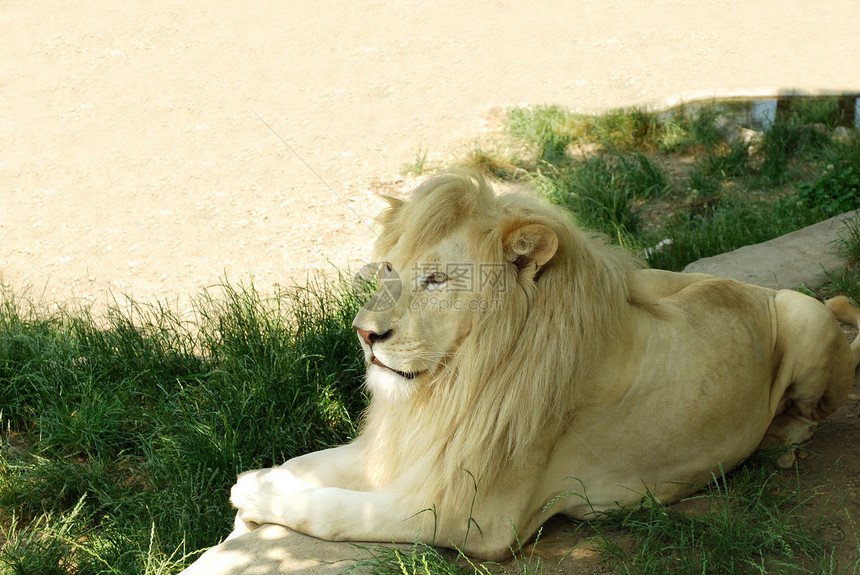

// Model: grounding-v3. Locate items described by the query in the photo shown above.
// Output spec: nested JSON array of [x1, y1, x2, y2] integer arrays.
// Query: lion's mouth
[[371, 356, 421, 380]]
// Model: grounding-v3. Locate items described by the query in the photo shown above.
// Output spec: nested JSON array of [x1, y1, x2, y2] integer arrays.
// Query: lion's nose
[[356, 328, 375, 346], [355, 327, 392, 346]]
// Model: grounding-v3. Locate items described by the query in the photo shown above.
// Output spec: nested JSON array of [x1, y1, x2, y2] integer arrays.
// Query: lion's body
[[231, 172, 859, 559]]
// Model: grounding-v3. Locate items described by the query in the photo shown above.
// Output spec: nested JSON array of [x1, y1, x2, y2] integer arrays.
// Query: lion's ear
[[381, 195, 405, 212], [503, 223, 558, 276], [374, 196, 406, 243]]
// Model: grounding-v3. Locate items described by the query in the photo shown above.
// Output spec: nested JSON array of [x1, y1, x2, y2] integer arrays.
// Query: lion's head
[[353, 171, 638, 500], [353, 174, 559, 403]]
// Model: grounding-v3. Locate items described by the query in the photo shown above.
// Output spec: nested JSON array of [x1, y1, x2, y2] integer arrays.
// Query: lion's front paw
[[230, 467, 311, 527], [230, 469, 267, 524]]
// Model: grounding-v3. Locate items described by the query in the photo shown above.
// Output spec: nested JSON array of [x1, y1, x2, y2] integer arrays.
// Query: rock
[[834, 126, 856, 141], [684, 210, 860, 290], [712, 114, 761, 149], [179, 524, 400, 575]]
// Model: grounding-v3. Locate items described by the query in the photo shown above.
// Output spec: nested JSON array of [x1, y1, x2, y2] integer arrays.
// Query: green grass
[[586, 457, 846, 575], [402, 147, 430, 176], [531, 154, 658, 247], [821, 264, 860, 303], [354, 543, 483, 575], [833, 215, 860, 264], [0, 278, 367, 573], [815, 215, 860, 301], [354, 524, 558, 575], [465, 99, 860, 271]]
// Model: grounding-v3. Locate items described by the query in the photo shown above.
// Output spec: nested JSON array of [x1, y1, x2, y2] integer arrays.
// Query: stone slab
[[179, 524, 393, 575], [683, 210, 860, 289]]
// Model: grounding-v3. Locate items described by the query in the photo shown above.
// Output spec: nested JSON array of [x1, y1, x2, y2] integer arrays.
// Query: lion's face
[[353, 230, 494, 401], [353, 196, 558, 402]]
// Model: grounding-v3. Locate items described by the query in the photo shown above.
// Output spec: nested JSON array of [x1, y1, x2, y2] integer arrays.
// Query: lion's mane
[[359, 172, 644, 509]]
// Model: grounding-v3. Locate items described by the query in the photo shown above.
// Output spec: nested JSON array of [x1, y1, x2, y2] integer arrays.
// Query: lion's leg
[[758, 413, 818, 468], [826, 296, 860, 365], [231, 476, 430, 543], [229, 445, 539, 558], [761, 291, 856, 467], [227, 441, 372, 540], [275, 441, 371, 489], [232, 473, 528, 560], [775, 292, 855, 422]]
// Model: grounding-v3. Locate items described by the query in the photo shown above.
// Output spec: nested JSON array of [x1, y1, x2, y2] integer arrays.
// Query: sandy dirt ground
[[3, 0, 860, 311]]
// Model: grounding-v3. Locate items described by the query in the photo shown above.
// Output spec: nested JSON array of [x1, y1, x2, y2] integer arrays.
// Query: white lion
[[230, 171, 859, 559]]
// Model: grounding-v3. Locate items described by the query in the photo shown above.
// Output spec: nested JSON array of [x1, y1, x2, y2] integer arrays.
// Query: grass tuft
[[822, 264, 860, 302], [472, 100, 860, 271], [832, 214, 860, 263], [402, 148, 430, 176], [354, 543, 485, 575], [582, 455, 850, 575], [0, 276, 368, 572]]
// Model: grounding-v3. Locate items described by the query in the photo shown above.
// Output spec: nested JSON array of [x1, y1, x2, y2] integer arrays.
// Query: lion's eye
[[424, 271, 448, 290]]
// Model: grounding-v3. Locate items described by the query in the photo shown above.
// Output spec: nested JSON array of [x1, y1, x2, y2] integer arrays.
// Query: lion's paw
[[775, 450, 797, 469], [230, 467, 312, 526], [230, 470, 266, 524]]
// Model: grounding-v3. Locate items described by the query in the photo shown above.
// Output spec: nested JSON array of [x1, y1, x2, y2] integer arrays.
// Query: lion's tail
[[826, 296, 860, 366]]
